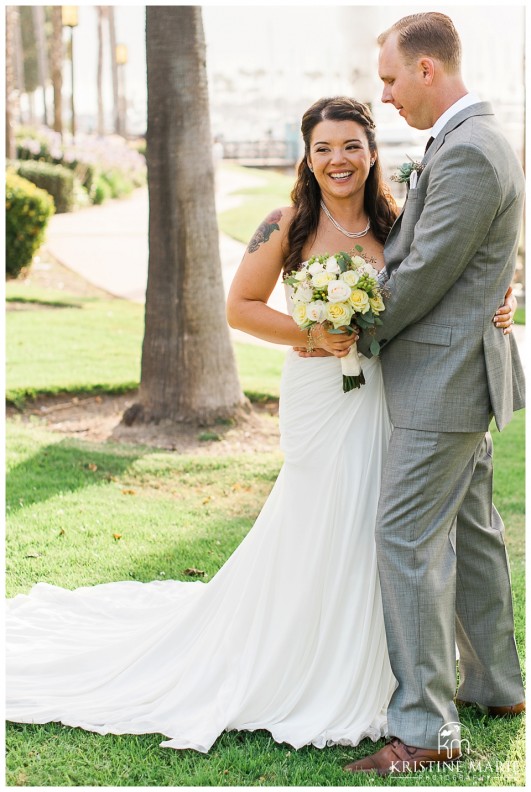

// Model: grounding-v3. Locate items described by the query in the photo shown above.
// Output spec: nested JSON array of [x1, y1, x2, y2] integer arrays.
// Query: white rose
[[340, 270, 360, 287], [359, 262, 379, 277], [292, 303, 309, 327], [308, 260, 325, 275], [311, 271, 334, 289], [326, 301, 353, 328], [306, 300, 327, 323], [294, 282, 313, 303], [349, 289, 370, 314], [369, 294, 385, 314], [324, 255, 341, 274], [327, 279, 352, 304], [294, 269, 307, 281], [351, 255, 366, 268]]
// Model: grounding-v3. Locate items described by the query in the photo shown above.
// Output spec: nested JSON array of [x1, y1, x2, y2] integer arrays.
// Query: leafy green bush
[[16, 127, 55, 162], [73, 161, 99, 196], [73, 181, 92, 209], [100, 168, 134, 199], [15, 160, 75, 213], [15, 127, 147, 204], [92, 175, 112, 205], [6, 171, 55, 277]]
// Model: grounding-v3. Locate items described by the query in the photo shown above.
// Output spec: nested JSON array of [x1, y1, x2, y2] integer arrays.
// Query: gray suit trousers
[[376, 428, 524, 749]]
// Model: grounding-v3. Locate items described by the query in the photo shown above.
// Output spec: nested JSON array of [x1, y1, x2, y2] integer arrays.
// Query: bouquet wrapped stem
[[341, 342, 365, 391]]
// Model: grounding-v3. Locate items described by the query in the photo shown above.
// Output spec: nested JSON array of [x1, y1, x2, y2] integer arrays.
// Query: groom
[[347, 12, 525, 775]]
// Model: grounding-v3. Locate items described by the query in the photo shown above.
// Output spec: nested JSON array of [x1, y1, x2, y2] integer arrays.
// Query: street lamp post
[[62, 6, 78, 138], [115, 43, 128, 137]]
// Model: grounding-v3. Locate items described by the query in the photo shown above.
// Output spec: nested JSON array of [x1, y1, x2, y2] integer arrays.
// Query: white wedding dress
[[6, 304, 396, 753]]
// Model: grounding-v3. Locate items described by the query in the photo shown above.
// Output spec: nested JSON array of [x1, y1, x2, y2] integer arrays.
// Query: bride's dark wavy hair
[[284, 97, 398, 274]]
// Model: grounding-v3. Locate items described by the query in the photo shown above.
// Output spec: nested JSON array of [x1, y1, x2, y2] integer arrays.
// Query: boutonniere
[[391, 156, 424, 185]]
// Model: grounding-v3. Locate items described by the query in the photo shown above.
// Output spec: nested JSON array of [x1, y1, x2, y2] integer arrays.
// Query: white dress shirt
[[429, 92, 481, 140]]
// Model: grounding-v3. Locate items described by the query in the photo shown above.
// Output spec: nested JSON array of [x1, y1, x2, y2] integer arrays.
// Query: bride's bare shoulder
[[280, 205, 296, 222], [246, 205, 295, 255]]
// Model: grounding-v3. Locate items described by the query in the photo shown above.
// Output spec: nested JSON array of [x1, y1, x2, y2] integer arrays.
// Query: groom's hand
[[493, 285, 517, 334]]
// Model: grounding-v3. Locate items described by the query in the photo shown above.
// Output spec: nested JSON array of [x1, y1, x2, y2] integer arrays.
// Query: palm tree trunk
[[13, 7, 25, 123], [107, 6, 120, 135], [97, 6, 105, 135], [50, 6, 63, 135], [6, 7, 17, 159], [132, 6, 245, 424], [32, 5, 49, 126]]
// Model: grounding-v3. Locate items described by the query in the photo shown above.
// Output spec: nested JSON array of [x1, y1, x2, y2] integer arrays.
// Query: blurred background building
[[7, 4, 525, 296], [13, 5, 524, 167]]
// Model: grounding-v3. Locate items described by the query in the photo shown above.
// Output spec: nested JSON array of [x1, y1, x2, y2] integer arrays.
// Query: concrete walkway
[[45, 167, 288, 350], [46, 167, 525, 361]]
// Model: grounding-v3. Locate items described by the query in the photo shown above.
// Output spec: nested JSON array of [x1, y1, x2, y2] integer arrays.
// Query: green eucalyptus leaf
[[370, 339, 381, 356]]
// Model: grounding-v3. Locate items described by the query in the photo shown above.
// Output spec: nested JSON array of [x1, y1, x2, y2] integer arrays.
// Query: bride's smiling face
[[307, 119, 374, 201]]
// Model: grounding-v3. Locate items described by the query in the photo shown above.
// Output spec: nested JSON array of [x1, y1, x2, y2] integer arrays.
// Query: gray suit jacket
[[358, 102, 525, 432]]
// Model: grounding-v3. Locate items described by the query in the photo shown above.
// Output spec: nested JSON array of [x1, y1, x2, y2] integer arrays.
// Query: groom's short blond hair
[[378, 12, 462, 73]]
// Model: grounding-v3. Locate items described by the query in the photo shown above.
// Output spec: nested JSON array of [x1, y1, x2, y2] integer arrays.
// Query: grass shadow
[[6, 296, 83, 310], [6, 437, 146, 516]]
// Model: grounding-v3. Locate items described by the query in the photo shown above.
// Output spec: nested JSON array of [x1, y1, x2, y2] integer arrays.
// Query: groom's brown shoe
[[455, 698, 525, 717], [343, 737, 461, 776]]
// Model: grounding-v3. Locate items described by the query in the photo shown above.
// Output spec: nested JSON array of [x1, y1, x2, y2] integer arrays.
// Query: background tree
[[32, 6, 49, 126], [126, 6, 245, 426], [107, 6, 120, 135], [96, 6, 105, 135], [12, 7, 26, 122], [19, 7, 39, 124], [50, 6, 63, 136], [6, 7, 17, 159]]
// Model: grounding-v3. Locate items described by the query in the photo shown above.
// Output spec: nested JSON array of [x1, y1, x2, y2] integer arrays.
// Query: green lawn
[[5, 233, 525, 785], [5, 420, 283, 598], [5, 409, 525, 786], [514, 306, 525, 325], [218, 165, 293, 245], [6, 284, 286, 405]]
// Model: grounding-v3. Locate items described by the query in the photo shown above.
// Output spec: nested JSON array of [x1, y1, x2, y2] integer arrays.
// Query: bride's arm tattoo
[[247, 209, 282, 253]]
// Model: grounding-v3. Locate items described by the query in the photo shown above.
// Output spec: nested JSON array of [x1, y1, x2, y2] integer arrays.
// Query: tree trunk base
[[122, 397, 252, 429]]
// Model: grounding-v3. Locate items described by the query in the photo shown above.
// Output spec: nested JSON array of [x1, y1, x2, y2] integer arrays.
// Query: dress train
[[7, 350, 396, 753]]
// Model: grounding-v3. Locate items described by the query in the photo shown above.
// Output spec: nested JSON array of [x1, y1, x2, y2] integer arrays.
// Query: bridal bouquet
[[284, 247, 385, 392]]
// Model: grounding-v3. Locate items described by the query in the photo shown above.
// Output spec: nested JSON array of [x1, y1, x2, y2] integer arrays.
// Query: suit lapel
[[387, 102, 494, 242], [423, 101, 494, 165]]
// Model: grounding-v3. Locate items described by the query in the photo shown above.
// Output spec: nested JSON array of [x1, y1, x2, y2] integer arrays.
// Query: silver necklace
[[320, 200, 371, 239]]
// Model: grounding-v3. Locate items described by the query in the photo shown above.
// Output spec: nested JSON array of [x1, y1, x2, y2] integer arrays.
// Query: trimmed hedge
[[14, 160, 75, 213], [16, 128, 147, 207], [6, 171, 55, 277]]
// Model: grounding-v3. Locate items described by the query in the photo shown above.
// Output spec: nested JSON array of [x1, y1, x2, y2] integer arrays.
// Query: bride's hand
[[295, 324, 358, 358], [294, 347, 333, 358], [493, 285, 517, 335]]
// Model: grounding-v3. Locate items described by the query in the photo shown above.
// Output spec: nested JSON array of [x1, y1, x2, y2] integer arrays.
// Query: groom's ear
[[419, 57, 435, 85]]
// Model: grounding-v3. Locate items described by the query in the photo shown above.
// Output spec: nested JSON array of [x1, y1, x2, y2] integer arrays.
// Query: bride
[[6, 97, 515, 754]]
